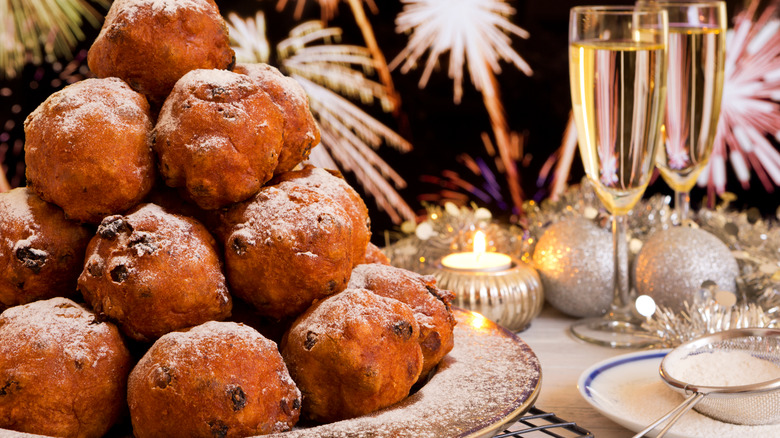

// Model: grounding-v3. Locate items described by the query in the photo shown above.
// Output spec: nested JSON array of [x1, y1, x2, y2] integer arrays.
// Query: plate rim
[[576, 349, 671, 437], [578, 349, 669, 400], [460, 308, 542, 438]]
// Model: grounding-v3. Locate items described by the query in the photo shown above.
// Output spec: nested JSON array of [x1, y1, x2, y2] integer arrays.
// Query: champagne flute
[[644, 1, 727, 225], [569, 5, 668, 347]]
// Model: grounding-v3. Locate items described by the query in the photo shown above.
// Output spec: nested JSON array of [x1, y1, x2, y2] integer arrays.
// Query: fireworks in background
[[390, 0, 533, 216], [544, 0, 780, 207], [417, 151, 512, 212], [700, 0, 780, 202], [275, 0, 377, 22], [0, 0, 108, 79], [2, 0, 777, 222], [274, 0, 400, 112]]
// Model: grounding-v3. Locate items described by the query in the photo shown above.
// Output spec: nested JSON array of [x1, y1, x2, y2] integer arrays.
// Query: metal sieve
[[633, 328, 780, 437]]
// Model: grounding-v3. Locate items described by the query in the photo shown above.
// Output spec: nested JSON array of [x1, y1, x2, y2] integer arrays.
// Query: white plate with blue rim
[[577, 349, 780, 438]]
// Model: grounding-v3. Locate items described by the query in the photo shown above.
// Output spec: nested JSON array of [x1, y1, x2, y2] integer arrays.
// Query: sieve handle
[[630, 392, 706, 438]]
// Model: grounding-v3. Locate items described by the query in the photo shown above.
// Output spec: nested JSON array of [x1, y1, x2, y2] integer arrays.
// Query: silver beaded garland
[[635, 227, 739, 311], [532, 217, 613, 318]]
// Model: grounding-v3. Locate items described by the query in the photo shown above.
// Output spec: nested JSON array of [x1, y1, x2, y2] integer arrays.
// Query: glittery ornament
[[635, 227, 739, 311], [532, 218, 613, 318], [515, 181, 778, 340]]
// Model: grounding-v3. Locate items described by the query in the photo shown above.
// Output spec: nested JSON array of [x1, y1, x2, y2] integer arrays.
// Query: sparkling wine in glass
[[569, 5, 668, 348], [649, 1, 727, 225]]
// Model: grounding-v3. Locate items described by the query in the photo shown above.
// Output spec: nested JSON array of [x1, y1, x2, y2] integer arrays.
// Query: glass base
[[570, 316, 661, 349]]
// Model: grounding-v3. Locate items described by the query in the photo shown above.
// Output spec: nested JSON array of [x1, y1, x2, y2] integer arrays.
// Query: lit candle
[[440, 231, 513, 272]]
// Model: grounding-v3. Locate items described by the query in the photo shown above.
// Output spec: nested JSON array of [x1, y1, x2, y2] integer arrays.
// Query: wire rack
[[493, 406, 594, 437]]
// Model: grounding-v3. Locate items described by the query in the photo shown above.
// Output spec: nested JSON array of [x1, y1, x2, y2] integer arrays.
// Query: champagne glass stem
[[610, 213, 632, 316], [675, 189, 690, 226], [570, 211, 659, 348]]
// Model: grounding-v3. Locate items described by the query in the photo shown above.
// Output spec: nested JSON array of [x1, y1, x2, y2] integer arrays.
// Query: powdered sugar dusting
[[665, 350, 780, 387], [182, 68, 251, 90], [27, 77, 149, 137], [0, 188, 35, 223], [279, 167, 351, 204], [157, 321, 278, 359], [298, 288, 412, 338], [237, 186, 349, 252], [268, 308, 540, 437], [110, 0, 210, 21], [349, 262, 426, 288], [154, 69, 255, 143], [0, 298, 118, 368], [150, 321, 296, 389], [130, 203, 213, 261], [0, 189, 38, 249]]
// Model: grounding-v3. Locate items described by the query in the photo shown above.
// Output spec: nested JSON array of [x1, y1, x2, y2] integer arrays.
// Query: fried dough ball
[[233, 63, 320, 173], [222, 181, 354, 319], [364, 242, 391, 265], [0, 188, 92, 309], [24, 77, 156, 224], [154, 69, 285, 210], [0, 298, 131, 438], [87, 0, 235, 104], [128, 321, 301, 438], [271, 165, 371, 264], [78, 204, 232, 342], [348, 263, 456, 377], [282, 288, 423, 423]]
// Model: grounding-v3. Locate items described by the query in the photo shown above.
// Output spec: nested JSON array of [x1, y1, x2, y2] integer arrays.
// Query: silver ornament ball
[[635, 227, 739, 311], [532, 218, 613, 318]]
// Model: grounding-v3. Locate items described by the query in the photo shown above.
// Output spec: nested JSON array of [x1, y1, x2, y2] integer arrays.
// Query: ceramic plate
[[578, 350, 780, 438], [1, 308, 542, 438]]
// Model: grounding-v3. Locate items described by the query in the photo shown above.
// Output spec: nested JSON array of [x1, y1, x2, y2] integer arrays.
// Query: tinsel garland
[[385, 180, 779, 343]]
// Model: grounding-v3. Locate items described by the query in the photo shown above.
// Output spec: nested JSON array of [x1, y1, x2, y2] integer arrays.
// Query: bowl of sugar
[[659, 328, 780, 426]]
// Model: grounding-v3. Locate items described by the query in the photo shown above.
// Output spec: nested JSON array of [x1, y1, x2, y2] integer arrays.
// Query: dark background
[[1, 0, 776, 239]]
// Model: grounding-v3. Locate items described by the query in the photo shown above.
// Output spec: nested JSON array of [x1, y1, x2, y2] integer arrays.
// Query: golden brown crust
[[233, 63, 320, 174], [0, 298, 131, 438], [128, 321, 301, 438], [270, 165, 371, 264], [153, 69, 285, 210], [364, 242, 391, 265], [23, 77, 156, 224], [348, 263, 456, 377], [87, 0, 235, 104], [281, 288, 423, 423], [78, 203, 232, 342], [222, 183, 354, 320], [0, 188, 93, 309]]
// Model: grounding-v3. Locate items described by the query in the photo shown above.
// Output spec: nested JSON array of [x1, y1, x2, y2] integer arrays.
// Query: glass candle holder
[[432, 257, 544, 332]]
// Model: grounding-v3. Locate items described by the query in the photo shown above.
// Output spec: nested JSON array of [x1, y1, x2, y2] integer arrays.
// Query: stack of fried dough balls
[[0, 0, 457, 436]]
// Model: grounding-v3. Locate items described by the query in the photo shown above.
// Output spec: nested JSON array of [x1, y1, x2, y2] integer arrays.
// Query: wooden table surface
[[515, 305, 640, 437]]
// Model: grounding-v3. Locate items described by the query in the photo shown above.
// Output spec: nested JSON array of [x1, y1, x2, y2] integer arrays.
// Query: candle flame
[[473, 231, 487, 257]]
